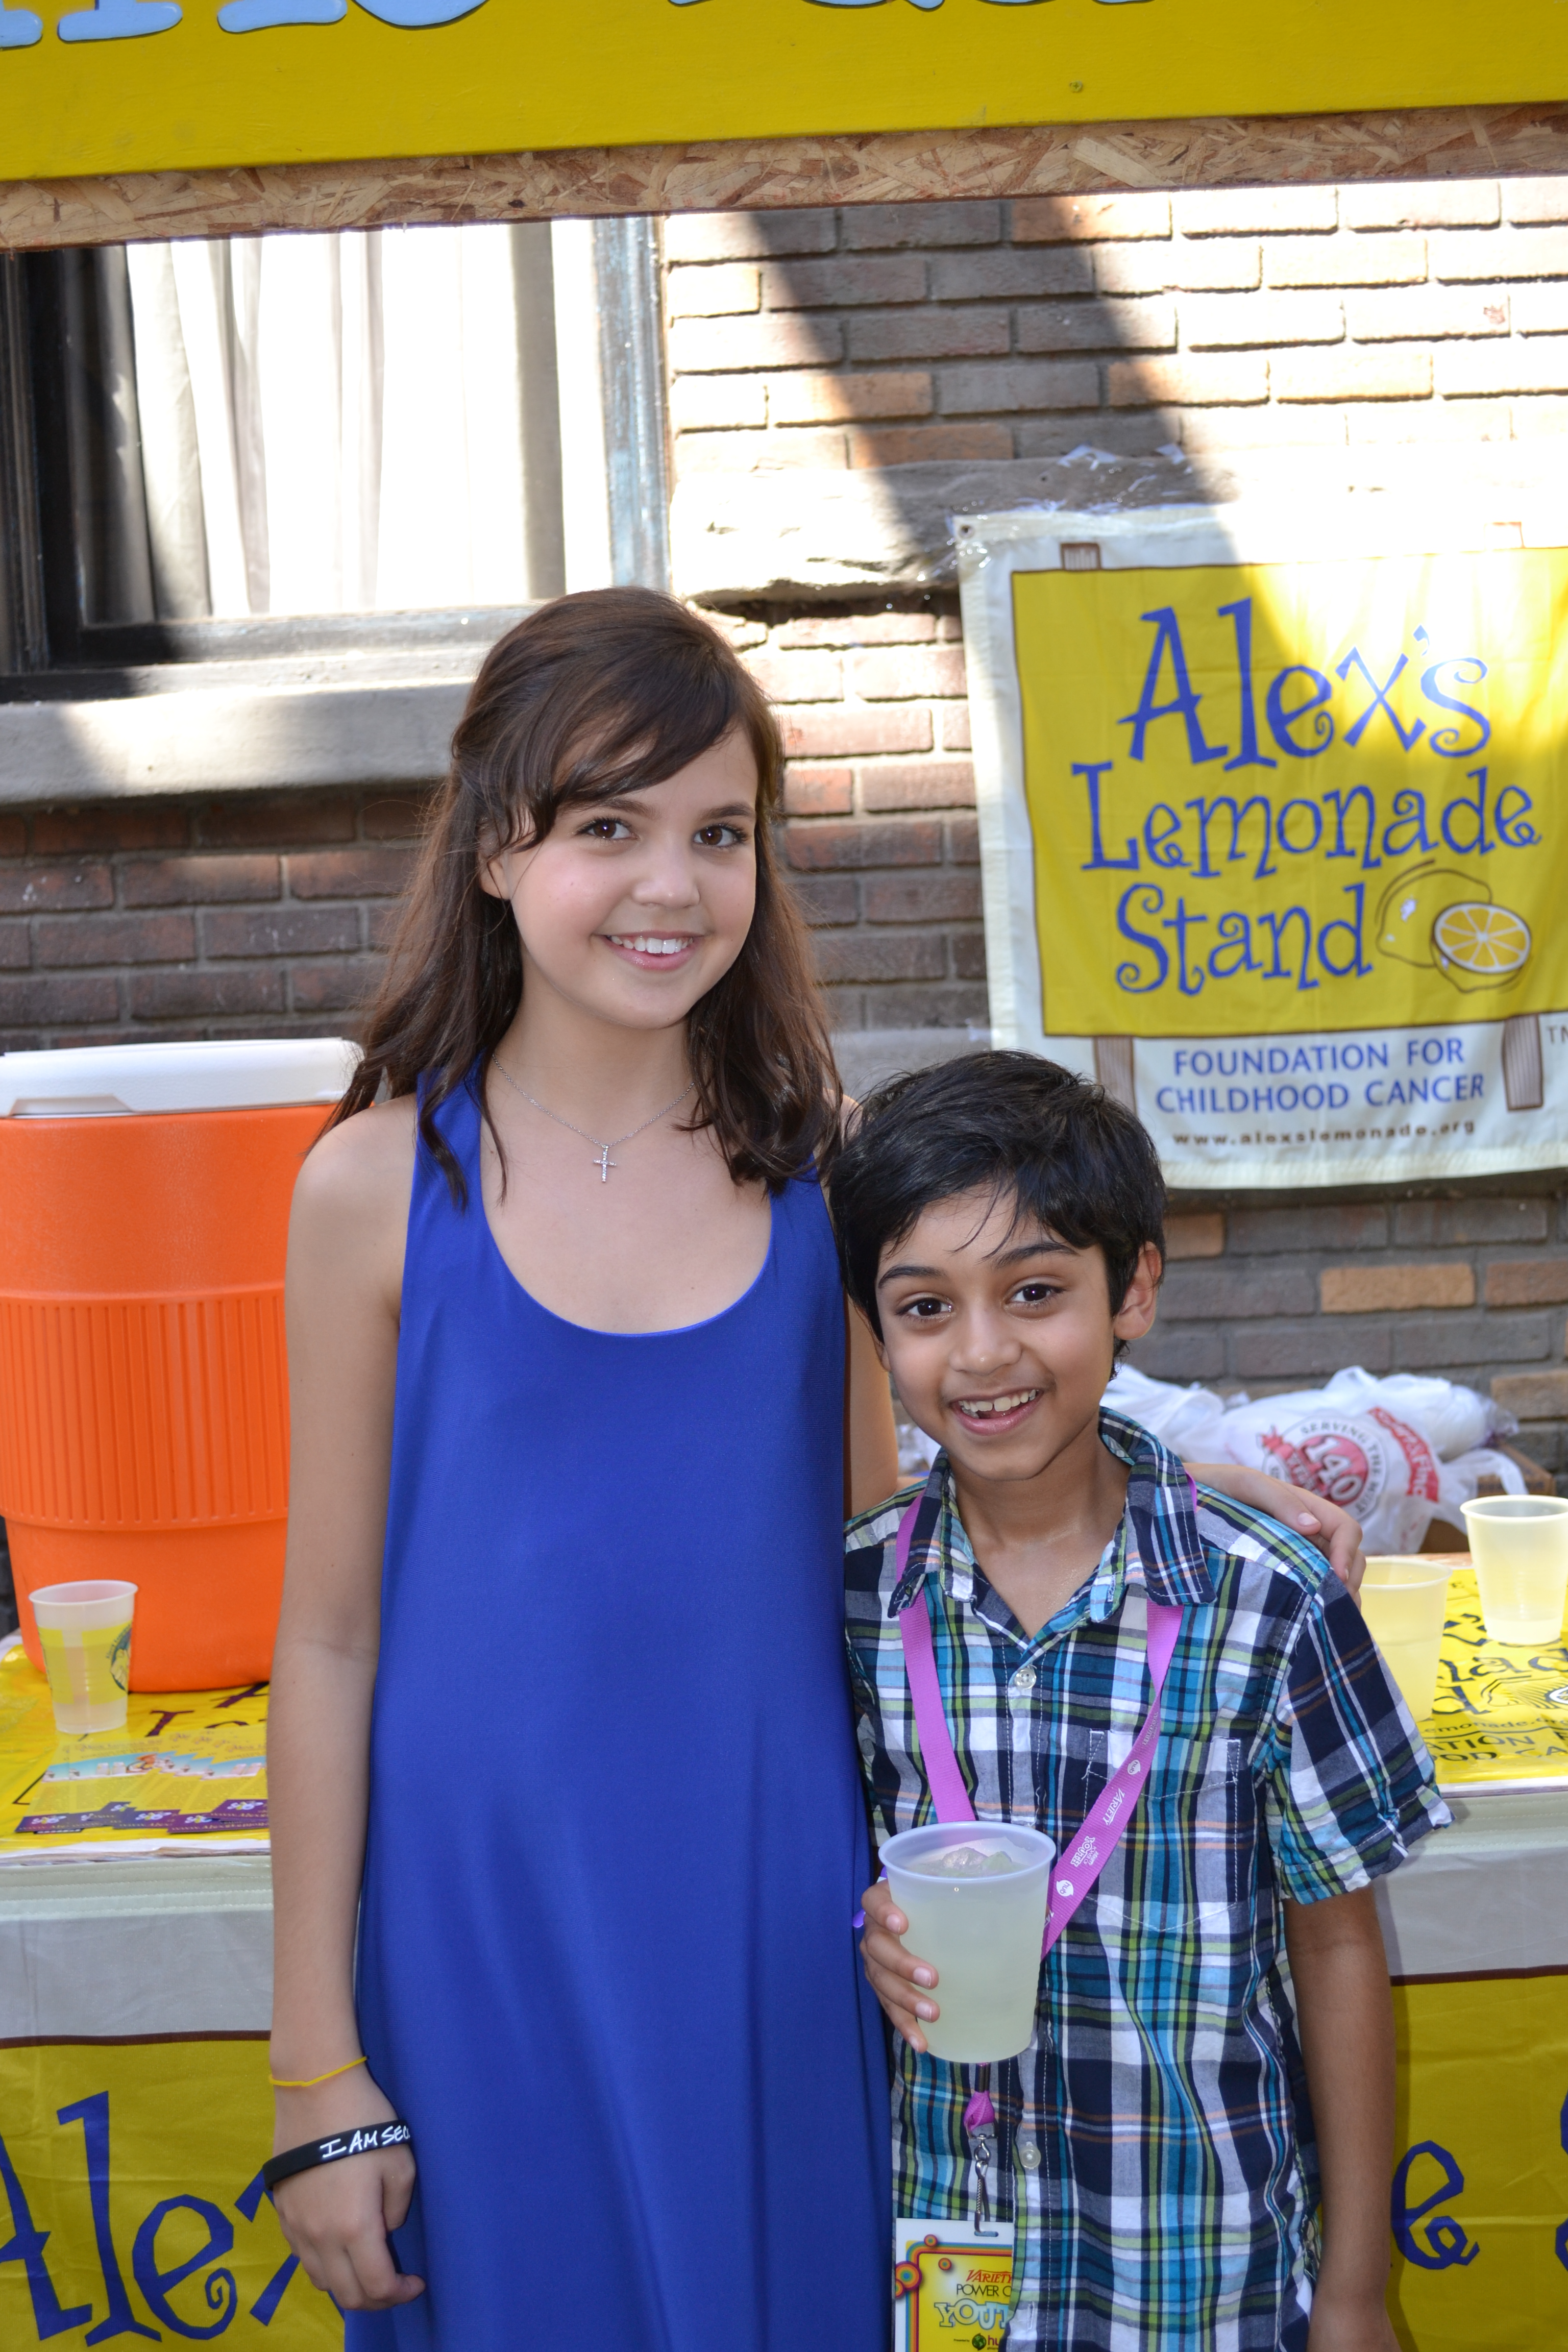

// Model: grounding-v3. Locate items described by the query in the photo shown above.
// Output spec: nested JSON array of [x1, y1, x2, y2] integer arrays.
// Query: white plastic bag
[[1436, 1446, 1527, 1518], [1216, 1372, 1438, 1552], [1214, 1367, 1515, 1554], [1104, 1365, 1231, 1463], [1322, 1368, 1516, 1457], [1097, 1362, 1523, 1554]]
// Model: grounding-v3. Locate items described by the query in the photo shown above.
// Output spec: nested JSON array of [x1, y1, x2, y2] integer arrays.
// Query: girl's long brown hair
[[331, 588, 841, 1197]]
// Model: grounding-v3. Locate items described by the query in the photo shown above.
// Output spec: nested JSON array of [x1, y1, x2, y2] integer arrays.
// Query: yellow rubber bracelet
[[268, 2055, 369, 2090]]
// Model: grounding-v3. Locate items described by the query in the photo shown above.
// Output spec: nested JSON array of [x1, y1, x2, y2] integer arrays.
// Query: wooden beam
[[3, 104, 1565, 251]]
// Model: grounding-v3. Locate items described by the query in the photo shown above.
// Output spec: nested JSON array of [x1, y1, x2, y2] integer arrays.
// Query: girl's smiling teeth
[[606, 933, 697, 957]]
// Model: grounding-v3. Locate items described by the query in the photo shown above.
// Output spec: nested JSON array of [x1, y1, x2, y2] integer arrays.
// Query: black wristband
[[262, 2120, 412, 2194]]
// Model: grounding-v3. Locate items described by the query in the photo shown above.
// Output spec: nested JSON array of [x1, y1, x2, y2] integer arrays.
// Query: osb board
[[3, 103, 1566, 254]]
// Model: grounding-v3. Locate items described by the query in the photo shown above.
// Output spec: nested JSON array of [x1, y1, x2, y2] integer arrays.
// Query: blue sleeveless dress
[[349, 1076, 889, 2351]]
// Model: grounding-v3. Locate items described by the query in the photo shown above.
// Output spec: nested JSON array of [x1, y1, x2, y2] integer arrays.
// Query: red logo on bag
[[1259, 1420, 1377, 1507], [1366, 1406, 1441, 1502]]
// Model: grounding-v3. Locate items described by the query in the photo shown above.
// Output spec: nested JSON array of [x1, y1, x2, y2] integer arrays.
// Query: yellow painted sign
[[0, 2040, 338, 2346], [1016, 548, 1568, 1044], [1, 0, 1567, 188]]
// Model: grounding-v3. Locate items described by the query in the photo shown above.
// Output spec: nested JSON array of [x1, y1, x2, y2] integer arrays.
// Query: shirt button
[[1017, 2137, 1042, 2170], [1011, 1665, 1037, 1693]]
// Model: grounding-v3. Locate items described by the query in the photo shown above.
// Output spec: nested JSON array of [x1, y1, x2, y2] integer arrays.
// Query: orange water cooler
[[0, 1039, 357, 1690]]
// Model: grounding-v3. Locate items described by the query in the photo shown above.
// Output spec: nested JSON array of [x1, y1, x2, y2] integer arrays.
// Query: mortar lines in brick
[[0, 790, 428, 1048], [704, 601, 986, 1033], [665, 182, 1568, 474]]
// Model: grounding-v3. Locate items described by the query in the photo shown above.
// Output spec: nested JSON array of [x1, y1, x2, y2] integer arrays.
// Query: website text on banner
[[960, 510, 1568, 1190], [3, 0, 1568, 188]]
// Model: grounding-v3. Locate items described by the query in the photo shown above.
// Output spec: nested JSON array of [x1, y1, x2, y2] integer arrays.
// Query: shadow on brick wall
[[670, 183, 1565, 594]]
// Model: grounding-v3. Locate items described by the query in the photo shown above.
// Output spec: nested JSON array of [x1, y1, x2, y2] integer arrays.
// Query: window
[[0, 218, 669, 792]]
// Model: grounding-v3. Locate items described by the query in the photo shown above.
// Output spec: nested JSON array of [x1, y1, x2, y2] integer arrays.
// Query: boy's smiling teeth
[[608, 934, 692, 955], [955, 1388, 1041, 1417]]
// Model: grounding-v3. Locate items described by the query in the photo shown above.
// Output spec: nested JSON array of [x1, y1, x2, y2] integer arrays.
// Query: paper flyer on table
[[0, 1643, 270, 1858]]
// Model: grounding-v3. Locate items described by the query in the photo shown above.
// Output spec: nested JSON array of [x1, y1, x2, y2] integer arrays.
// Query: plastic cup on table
[[1360, 1558, 1452, 1722], [880, 1821, 1055, 2064], [1460, 1496, 1568, 1646], [29, 1581, 137, 1734]]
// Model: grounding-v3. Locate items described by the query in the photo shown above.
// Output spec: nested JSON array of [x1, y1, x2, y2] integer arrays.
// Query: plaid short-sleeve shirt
[[845, 1409, 1449, 2352]]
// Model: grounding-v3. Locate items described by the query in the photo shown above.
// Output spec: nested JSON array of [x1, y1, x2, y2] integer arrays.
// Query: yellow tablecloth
[[1417, 1562, 1568, 1790]]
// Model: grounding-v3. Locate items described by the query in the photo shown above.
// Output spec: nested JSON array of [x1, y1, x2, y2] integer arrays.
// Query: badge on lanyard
[[894, 2217, 1015, 2350]]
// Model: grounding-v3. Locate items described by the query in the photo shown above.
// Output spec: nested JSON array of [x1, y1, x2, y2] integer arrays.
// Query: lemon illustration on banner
[[1432, 901, 1532, 992], [1374, 863, 1532, 994]]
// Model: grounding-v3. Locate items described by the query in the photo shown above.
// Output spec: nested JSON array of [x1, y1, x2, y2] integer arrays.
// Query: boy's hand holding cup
[[859, 1878, 940, 2055]]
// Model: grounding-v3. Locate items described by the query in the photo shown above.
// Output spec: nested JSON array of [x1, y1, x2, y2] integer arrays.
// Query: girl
[[268, 590, 896, 2350], [267, 589, 1364, 2348]]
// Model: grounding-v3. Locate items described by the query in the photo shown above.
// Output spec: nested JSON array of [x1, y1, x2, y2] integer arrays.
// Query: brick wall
[[0, 792, 421, 1048], [666, 180, 1568, 474], [713, 599, 985, 1034], [1136, 1193, 1568, 1488]]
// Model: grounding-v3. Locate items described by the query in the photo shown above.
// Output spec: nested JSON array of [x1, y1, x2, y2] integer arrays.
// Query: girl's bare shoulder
[[290, 1097, 418, 1253]]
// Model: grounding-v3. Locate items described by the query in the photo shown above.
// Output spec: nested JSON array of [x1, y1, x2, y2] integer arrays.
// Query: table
[[2, 1630, 1564, 2347]]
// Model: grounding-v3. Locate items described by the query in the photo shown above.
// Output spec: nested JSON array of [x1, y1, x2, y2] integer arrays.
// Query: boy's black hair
[[831, 1050, 1166, 1340]]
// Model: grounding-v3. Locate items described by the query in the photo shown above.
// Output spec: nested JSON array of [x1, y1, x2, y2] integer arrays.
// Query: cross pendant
[[594, 1145, 617, 1182]]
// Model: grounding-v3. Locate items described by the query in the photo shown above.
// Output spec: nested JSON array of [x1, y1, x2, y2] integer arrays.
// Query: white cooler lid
[[0, 1038, 361, 1117]]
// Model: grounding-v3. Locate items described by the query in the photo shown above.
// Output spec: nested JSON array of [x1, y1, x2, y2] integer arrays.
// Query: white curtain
[[126, 225, 534, 618]]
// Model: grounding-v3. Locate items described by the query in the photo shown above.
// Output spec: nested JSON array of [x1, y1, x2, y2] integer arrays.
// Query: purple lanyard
[[892, 1492, 1182, 1958]]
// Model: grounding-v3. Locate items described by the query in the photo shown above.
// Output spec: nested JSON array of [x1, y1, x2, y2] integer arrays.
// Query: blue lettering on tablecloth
[[1391, 2141, 1480, 2269], [133, 2196, 237, 2337], [0, 0, 491, 34], [57, 0, 181, 40], [218, 0, 484, 26], [0, 2096, 301, 2340]]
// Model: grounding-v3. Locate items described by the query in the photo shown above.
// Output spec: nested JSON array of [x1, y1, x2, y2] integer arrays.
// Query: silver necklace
[[491, 1058, 694, 1182]]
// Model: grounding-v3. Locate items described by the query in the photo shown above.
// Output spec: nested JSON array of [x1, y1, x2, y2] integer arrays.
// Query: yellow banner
[[0, 2040, 338, 2347], [1016, 548, 1568, 1045], [1389, 1972, 1568, 2351], [0, 1645, 270, 1855], [1, 0, 1566, 188]]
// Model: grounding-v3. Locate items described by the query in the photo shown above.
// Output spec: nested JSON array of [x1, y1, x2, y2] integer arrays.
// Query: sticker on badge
[[895, 2216, 1015, 2349]]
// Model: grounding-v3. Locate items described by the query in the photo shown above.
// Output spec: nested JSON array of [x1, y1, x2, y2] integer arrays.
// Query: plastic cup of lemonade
[[29, 1581, 137, 1734], [880, 1821, 1056, 2064], [1360, 1558, 1452, 1722], [1460, 1496, 1568, 1646]]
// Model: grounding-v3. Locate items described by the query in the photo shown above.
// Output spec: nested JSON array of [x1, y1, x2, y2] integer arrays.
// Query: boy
[[834, 1052, 1447, 2352]]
